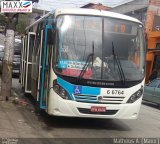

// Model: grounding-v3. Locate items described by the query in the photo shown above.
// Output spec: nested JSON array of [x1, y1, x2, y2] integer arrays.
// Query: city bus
[[20, 8, 146, 119]]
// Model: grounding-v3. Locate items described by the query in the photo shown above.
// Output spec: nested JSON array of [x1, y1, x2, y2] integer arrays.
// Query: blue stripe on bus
[[82, 85, 100, 95], [57, 77, 100, 100]]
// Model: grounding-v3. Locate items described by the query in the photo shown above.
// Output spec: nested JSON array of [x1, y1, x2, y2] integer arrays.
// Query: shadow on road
[[20, 94, 131, 132], [39, 113, 131, 132], [142, 100, 160, 110]]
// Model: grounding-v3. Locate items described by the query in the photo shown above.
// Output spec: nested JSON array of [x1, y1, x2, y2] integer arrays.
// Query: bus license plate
[[91, 106, 106, 112]]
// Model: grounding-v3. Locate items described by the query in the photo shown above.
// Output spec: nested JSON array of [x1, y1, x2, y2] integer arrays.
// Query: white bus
[[20, 8, 146, 119]]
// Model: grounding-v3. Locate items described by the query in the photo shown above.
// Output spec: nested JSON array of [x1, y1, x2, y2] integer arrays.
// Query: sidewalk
[[0, 94, 41, 138], [0, 78, 52, 138]]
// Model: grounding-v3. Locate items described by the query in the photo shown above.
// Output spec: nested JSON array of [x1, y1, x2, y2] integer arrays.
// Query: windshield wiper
[[78, 42, 94, 81], [112, 42, 116, 71], [112, 42, 126, 85]]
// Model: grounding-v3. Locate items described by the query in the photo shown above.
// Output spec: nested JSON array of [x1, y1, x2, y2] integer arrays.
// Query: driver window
[[157, 83, 160, 88], [148, 79, 159, 87]]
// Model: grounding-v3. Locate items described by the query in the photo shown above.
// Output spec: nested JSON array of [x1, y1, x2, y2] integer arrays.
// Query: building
[[110, 0, 160, 82], [110, 0, 160, 34], [81, 3, 111, 11], [110, 0, 149, 28]]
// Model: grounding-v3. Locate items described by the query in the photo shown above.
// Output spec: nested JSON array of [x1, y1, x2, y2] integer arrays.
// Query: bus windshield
[[54, 15, 145, 82]]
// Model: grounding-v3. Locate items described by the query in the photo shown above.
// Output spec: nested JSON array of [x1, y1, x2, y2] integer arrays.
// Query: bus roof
[[26, 8, 142, 31], [55, 8, 142, 24]]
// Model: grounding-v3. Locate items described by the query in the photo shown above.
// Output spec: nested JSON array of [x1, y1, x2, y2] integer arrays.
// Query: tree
[[0, 14, 7, 26], [16, 14, 30, 35]]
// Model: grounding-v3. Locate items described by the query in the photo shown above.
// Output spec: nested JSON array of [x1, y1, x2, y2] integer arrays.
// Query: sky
[[33, 0, 133, 11]]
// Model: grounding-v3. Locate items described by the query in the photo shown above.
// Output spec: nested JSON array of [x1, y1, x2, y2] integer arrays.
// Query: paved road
[[0, 77, 159, 143]]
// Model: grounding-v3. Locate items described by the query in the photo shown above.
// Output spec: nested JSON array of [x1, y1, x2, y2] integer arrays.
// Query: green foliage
[[16, 19, 27, 35], [16, 14, 30, 35], [0, 14, 7, 26]]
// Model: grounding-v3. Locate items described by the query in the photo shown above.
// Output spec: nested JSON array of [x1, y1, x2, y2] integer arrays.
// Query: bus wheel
[[25, 93, 30, 97], [35, 101, 44, 115]]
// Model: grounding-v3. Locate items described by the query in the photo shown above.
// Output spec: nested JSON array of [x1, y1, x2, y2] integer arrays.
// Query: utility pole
[[1, 13, 18, 101]]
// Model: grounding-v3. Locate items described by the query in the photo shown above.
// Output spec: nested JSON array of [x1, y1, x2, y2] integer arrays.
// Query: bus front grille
[[73, 94, 125, 104]]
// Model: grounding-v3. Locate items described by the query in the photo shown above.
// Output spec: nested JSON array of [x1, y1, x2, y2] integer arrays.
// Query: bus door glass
[[25, 32, 36, 93], [23, 34, 28, 88], [31, 23, 43, 99], [20, 36, 25, 86]]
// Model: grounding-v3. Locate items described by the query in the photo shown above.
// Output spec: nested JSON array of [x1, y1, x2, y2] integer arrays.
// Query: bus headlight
[[54, 84, 59, 93], [127, 86, 143, 103], [53, 80, 70, 100], [59, 88, 69, 100]]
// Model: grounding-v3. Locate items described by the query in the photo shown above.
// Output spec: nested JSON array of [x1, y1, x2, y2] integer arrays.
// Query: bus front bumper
[[47, 91, 142, 119]]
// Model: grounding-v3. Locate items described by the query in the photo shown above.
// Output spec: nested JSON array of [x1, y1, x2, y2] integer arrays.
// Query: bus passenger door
[[21, 35, 27, 88], [24, 32, 36, 94], [40, 23, 55, 110]]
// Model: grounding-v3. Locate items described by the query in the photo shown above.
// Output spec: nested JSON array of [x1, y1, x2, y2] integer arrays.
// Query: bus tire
[[25, 93, 30, 97], [35, 101, 44, 115]]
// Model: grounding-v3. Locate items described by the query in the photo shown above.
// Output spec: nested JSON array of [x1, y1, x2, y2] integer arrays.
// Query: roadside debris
[[13, 96, 29, 106], [31, 110, 35, 113], [13, 96, 19, 104], [18, 119, 24, 123], [19, 99, 29, 106]]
